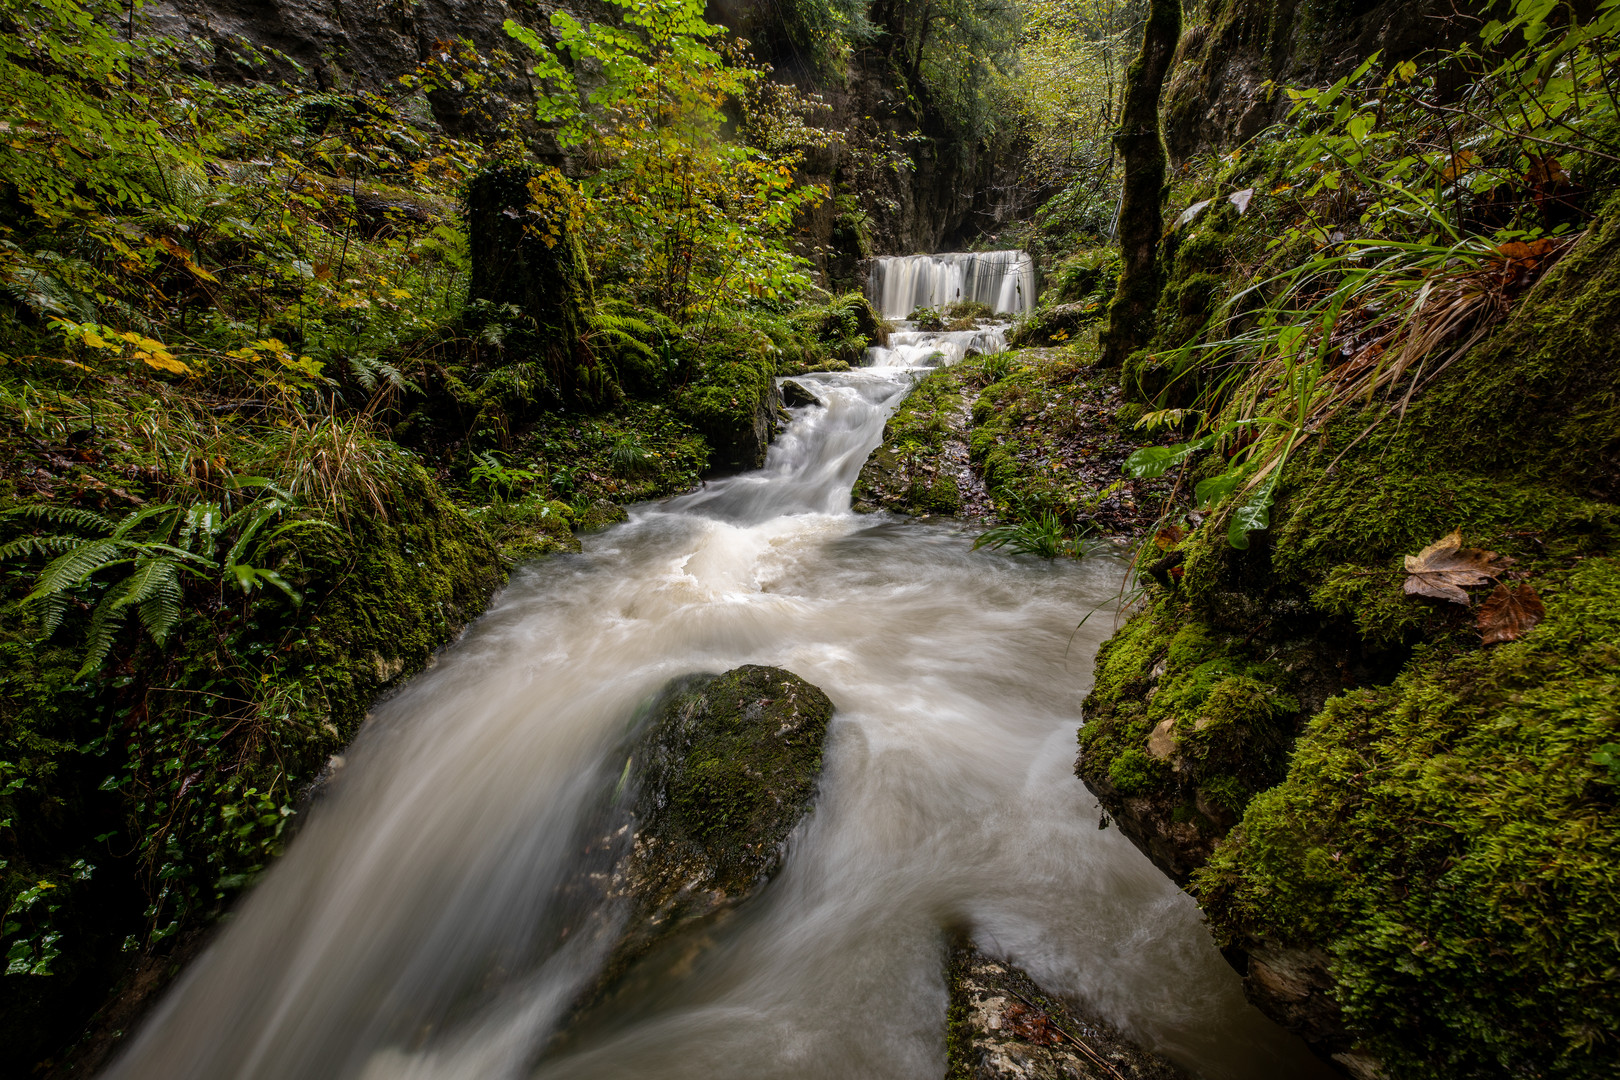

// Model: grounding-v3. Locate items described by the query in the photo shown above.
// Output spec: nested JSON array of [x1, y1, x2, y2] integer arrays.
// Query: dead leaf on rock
[[1155, 525, 1186, 549], [1002, 1003, 1065, 1047], [1477, 582, 1545, 644], [1403, 529, 1508, 605]]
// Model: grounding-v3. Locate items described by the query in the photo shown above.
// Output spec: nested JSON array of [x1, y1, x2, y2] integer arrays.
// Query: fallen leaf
[[1477, 582, 1545, 644], [1002, 1003, 1065, 1047], [1403, 530, 1508, 604], [1175, 199, 1213, 227], [1155, 525, 1186, 549]]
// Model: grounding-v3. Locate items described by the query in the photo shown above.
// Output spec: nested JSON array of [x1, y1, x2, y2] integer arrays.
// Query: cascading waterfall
[[867, 250, 1037, 320], [99, 328, 1330, 1080]]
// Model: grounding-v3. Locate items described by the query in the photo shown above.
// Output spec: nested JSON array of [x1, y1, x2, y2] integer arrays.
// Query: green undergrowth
[[967, 341, 1180, 537], [0, 453, 502, 1069]]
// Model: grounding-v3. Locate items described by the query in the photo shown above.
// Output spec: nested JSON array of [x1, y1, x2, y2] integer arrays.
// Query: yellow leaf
[[81, 330, 117, 350], [139, 351, 191, 375]]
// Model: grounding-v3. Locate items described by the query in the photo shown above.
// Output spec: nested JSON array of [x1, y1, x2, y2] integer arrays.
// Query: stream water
[[102, 325, 1329, 1080]]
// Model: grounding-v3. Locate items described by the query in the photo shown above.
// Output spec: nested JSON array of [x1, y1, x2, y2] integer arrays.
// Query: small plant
[[974, 509, 1090, 559], [908, 305, 945, 331], [468, 451, 539, 502], [608, 435, 656, 478], [0, 482, 327, 677]]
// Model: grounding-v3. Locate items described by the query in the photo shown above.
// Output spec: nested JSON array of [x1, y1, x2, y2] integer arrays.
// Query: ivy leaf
[[1402, 530, 1507, 604], [1477, 583, 1545, 644]]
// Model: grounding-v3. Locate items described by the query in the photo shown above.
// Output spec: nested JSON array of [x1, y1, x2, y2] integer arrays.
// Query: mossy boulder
[[672, 328, 783, 474], [853, 365, 969, 516], [1077, 200, 1620, 1074], [574, 665, 834, 1014]]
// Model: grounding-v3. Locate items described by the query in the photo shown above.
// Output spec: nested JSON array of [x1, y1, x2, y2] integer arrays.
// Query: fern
[[2, 482, 321, 676], [2, 503, 115, 532], [28, 538, 126, 601]]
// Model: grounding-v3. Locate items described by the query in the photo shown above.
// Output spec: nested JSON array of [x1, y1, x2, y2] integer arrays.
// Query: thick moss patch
[[852, 365, 970, 517], [1195, 558, 1620, 1079], [1076, 198, 1620, 1075]]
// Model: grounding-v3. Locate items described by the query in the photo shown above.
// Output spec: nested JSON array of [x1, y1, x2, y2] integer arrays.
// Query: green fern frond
[[36, 593, 70, 637], [222, 499, 288, 568], [111, 504, 181, 542], [77, 574, 135, 678], [1, 504, 114, 534], [0, 534, 79, 561], [28, 538, 126, 601], [128, 558, 182, 644]]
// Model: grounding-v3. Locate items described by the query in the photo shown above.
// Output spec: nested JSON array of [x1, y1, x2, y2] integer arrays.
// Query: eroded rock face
[[947, 942, 1184, 1080]]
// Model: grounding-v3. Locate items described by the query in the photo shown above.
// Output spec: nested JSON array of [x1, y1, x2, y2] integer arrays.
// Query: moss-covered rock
[[566, 666, 834, 1022], [853, 365, 973, 517], [1077, 198, 1620, 1075], [672, 328, 783, 474]]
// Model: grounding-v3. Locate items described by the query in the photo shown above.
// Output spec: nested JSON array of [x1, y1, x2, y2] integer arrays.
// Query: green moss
[[1195, 558, 1620, 1079], [1081, 189, 1620, 1074], [852, 365, 966, 516], [1108, 748, 1167, 796], [638, 666, 834, 886], [672, 334, 779, 474]]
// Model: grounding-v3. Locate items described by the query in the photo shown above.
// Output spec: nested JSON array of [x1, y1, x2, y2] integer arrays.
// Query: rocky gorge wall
[[143, 0, 1030, 285]]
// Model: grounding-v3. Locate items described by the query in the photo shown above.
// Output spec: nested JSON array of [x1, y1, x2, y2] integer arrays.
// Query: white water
[[101, 336, 1330, 1080], [868, 250, 1037, 320]]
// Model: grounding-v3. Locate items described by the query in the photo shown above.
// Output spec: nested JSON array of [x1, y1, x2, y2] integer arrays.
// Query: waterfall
[[867, 250, 1036, 320]]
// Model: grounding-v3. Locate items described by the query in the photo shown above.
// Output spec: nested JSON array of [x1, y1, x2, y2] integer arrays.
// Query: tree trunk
[[1099, 0, 1182, 368]]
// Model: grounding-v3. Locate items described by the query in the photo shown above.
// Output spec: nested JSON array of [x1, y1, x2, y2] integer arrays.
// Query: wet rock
[[947, 941, 1184, 1080], [780, 379, 824, 408], [568, 666, 834, 1022]]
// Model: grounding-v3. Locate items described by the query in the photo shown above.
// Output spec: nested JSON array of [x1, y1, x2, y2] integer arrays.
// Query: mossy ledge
[[1076, 201, 1620, 1077]]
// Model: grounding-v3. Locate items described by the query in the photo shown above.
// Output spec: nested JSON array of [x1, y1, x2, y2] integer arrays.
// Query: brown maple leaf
[[1403, 530, 1509, 605], [1477, 583, 1545, 644]]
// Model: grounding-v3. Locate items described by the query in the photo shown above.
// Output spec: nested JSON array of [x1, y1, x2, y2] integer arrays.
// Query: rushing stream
[[102, 323, 1329, 1080]]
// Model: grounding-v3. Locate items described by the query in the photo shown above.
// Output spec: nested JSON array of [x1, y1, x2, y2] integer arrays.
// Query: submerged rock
[[947, 942, 1184, 1080]]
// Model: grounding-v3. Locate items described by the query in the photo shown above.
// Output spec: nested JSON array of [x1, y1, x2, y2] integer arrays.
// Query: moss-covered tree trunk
[[1100, 0, 1182, 368], [465, 164, 607, 409]]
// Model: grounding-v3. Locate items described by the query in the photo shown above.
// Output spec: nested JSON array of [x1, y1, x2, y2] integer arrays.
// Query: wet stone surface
[[948, 942, 1185, 1080]]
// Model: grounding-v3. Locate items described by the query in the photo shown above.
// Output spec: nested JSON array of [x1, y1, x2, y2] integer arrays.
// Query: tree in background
[[505, 0, 827, 331], [1099, 0, 1180, 366]]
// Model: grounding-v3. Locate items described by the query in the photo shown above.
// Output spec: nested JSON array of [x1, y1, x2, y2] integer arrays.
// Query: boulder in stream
[[948, 941, 1184, 1080], [568, 665, 834, 1021], [780, 378, 824, 408]]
